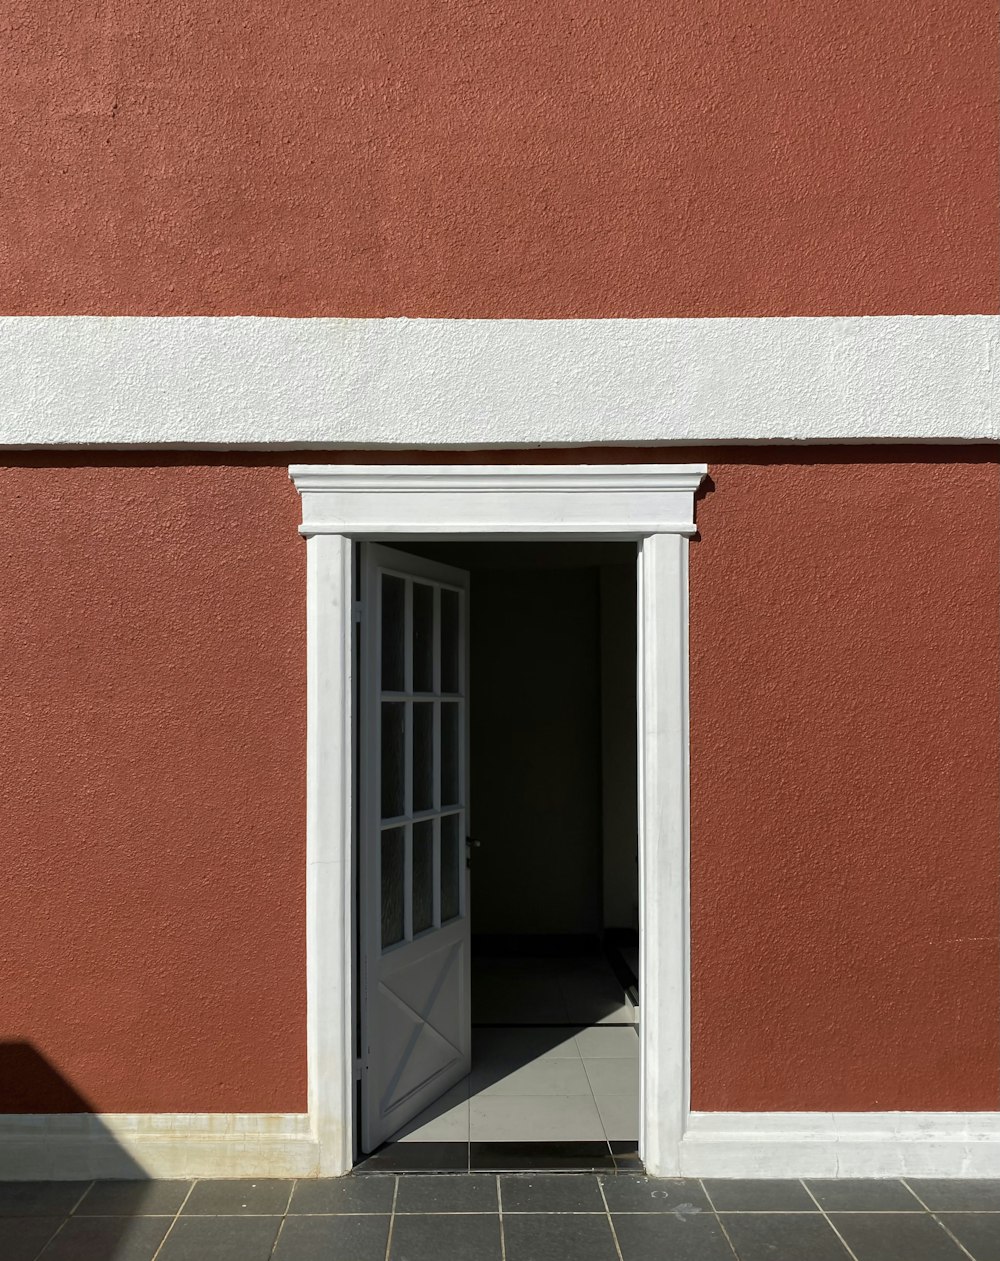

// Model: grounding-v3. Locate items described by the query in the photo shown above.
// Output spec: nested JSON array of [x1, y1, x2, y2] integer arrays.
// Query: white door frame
[[291, 463, 707, 1176]]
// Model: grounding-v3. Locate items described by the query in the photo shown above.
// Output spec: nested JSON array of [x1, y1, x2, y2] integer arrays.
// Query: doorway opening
[[355, 540, 641, 1173]]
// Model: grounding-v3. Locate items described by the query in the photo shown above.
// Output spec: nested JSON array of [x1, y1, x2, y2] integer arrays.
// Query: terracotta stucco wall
[[0, 457, 307, 1112], [689, 450, 1000, 1110], [1, 449, 996, 1113], [2, 0, 996, 317]]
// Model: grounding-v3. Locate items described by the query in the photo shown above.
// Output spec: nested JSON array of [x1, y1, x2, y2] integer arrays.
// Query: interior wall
[[469, 565, 603, 936], [600, 564, 639, 931], [403, 541, 639, 940]]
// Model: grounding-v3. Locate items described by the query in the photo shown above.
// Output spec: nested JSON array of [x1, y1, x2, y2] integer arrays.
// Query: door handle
[[465, 836, 480, 868]]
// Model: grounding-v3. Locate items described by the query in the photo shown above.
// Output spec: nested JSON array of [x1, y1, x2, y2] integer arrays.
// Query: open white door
[[359, 544, 472, 1152]]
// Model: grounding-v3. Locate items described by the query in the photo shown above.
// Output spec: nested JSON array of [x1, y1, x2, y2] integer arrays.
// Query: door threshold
[[353, 1140, 641, 1174]]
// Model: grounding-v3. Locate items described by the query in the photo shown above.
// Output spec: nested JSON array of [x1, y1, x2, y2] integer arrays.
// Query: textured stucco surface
[[689, 451, 1000, 1110], [1, 1, 996, 317], [0, 457, 307, 1112], [1, 316, 997, 447], [1, 449, 997, 1113]]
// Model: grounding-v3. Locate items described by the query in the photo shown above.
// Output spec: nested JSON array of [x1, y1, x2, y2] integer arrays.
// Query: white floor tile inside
[[389, 953, 640, 1144]]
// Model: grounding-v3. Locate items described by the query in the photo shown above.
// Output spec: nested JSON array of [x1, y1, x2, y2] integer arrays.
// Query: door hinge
[[353, 601, 363, 625], [354, 1058, 364, 1082]]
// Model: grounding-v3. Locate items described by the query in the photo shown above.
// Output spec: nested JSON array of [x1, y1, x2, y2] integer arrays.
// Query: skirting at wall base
[[681, 1113, 1000, 1179], [1, 1113, 999, 1179], [0, 1115, 319, 1180]]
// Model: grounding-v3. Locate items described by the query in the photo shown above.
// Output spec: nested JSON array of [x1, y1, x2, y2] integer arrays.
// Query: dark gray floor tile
[[613, 1213, 735, 1261], [156, 1215, 282, 1261], [273, 1214, 391, 1260], [600, 1174, 710, 1213], [907, 1180, 1000, 1212], [831, 1212, 971, 1261], [75, 1180, 192, 1216], [181, 1178, 292, 1215], [500, 1173, 605, 1213], [806, 1179, 923, 1212], [395, 1174, 498, 1213], [938, 1213, 1000, 1261], [471, 1142, 615, 1172], [723, 1213, 852, 1261], [705, 1178, 817, 1212], [0, 1217, 63, 1261], [37, 1215, 172, 1261], [356, 1142, 469, 1172], [289, 1176, 396, 1214], [0, 1183, 89, 1217], [389, 1212, 502, 1260], [503, 1212, 618, 1261]]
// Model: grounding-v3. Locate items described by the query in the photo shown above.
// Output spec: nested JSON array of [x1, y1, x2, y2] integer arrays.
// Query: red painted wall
[[0, 458, 307, 1112], [2, 1, 996, 317], [689, 451, 1000, 1110], [1, 449, 996, 1112]]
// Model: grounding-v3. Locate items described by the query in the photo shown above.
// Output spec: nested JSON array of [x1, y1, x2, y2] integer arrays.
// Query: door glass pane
[[381, 702, 405, 819], [440, 588, 459, 693], [440, 813, 461, 923], [381, 573, 405, 692], [440, 702, 459, 807], [412, 582, 434, 693], [381, 827, 405, 948], [412, 702, 434, 814], [412, 819, 434, 935]]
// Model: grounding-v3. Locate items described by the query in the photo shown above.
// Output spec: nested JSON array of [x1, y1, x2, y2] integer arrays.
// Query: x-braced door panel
[[359, 544, 471, 1153]]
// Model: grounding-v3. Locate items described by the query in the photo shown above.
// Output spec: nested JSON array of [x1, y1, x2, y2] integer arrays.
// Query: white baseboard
[[681, 1112, 1000, 1178], [0, 1114, 319, 1180], [3, 1111, 1000, 1179]]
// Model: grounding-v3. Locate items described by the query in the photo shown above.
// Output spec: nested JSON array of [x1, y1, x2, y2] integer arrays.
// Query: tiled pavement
[[0, 1175, 998, 1260]]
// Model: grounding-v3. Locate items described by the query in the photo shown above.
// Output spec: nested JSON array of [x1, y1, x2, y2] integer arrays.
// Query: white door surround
[[293, 463, 706, 1175]]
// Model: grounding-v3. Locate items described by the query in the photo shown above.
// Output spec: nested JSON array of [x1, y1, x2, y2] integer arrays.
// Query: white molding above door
[[290, 464, 706, 539]]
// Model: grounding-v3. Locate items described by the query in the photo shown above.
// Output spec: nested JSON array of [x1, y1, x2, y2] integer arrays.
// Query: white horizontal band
[[0, 315, 996, 447]]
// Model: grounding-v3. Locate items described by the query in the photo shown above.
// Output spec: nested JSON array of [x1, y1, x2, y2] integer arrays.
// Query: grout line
[[578, 1054, 614, 1151], [69, 1181, 95, 1215], [679, 1209, 975, 1215], [800, 1179, 862, 1261], [699, 1179, 741, 1261], [382, 1175, 399, 1261], [33, 1179, 98, 1257], [265, 1178, 298, 1261], [29, 1212, 80, 1261], [497, 1173, 506, 1261], [597, 1174, 625, 1261], [268, 1215, 289, 1259], [149, 1178, 197, 1261], [900, 1180, 978, 1261], [899, 1179, 933, 1211]]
